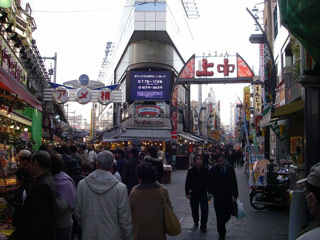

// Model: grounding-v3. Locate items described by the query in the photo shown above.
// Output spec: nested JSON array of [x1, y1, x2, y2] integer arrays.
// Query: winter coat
[[122, 157, 141, 194], [129, 183, 172, 240], [74, 169, 133, 240], [208, 164, 238, 215], [144, 156, 164, 183], [15, 172, 56, 240], [185, 166, 208, 197]]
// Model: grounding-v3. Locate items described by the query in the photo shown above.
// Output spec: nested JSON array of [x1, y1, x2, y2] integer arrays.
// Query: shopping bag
[[236, 199, 246, 219], [160, 188, 181, 236], [231, 199, 238, 217]]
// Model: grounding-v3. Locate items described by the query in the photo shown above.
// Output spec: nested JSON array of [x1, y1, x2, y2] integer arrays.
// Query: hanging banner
[[253, 84, 262, 115], [243, 86, 251, 121]]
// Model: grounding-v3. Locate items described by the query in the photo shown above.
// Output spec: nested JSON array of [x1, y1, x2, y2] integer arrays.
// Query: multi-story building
[[99, 0, 196, 142]]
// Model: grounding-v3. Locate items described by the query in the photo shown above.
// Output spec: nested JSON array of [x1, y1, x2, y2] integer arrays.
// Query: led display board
[[130, 71, 171, 101]]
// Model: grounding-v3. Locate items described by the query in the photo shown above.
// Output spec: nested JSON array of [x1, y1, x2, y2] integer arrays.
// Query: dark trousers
[[214, 196, 233, 237], [215, 211, 231, 237], [190, 194, 208, 227]]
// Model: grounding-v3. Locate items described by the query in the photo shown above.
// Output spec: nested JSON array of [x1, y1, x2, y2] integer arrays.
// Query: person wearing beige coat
[[129, 162, 174, 240]]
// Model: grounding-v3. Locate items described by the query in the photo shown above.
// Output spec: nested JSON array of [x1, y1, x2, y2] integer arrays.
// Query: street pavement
[[163, 167, 289, 240]]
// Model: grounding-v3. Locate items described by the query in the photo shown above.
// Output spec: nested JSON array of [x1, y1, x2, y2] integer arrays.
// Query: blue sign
[[79, 74, 89, 86], [130, 71, 171, 101]]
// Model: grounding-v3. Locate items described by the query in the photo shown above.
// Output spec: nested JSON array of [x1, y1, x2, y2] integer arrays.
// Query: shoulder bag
[[159, 187, 181, 236]]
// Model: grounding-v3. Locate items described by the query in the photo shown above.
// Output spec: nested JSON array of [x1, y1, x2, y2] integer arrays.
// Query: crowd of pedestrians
[[10, 143, 170, 240]]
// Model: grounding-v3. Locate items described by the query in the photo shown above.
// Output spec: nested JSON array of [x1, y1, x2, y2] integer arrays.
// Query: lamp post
[[246, 7, 277, 105]]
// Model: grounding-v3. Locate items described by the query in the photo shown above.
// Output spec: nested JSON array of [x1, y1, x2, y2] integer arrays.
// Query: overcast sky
[[26, 0, 261, 125]]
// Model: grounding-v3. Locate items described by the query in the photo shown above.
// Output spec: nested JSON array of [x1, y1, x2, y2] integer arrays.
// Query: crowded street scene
[[1, 0, 320, 239]]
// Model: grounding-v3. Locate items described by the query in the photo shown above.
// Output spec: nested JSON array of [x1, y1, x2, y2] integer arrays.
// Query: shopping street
[[165, 168, 289, 240]]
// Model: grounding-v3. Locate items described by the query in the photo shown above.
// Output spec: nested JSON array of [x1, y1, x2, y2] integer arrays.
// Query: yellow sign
[[254, 84, 262, 115], [243, 86, 250, 121]]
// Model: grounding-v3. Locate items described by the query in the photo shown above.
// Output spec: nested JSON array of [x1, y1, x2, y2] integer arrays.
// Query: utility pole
[[42, 53, 57, 83]]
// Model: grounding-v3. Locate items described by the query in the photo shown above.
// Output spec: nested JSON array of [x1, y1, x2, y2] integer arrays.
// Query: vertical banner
[[259, 44, 265, 83], [243, 86, 251, 121], [253, 84, 262, 115]]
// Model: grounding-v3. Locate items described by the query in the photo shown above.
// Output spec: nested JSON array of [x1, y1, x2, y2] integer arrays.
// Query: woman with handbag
[[129, 162, 180, 240]]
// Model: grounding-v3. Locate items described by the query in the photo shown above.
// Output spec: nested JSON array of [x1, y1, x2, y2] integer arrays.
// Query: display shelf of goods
[[0, 145, 17, 194], [0, 197, 14, 239]]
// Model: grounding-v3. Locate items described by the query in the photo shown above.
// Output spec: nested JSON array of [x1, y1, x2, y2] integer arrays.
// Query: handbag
[[159, 187, 181, 236], [236, 199, 246, 219]]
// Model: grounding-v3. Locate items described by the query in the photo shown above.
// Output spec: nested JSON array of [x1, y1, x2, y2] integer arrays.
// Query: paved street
[[163, 167, 289, 240]]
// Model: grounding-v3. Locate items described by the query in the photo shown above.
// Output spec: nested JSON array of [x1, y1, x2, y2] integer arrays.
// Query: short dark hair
[[193, 154, 202, 162], [130, 148, 139, 158], [216, 153, 225, 159], [31, 151, 52, 170], [137, 162, 158, 183], [60, 144, 69, 153], [81, 162, 93, 173], [16, 167, 32, 183], [117, 149, 125, 157], [148, 146, 158, 158], [50, 154, 64, 175], [69, 145, 77, 153], [307, 182, 320, 202]]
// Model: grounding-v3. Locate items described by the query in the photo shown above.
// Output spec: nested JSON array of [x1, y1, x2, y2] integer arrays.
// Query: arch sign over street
[[170, 53, 257, 132]]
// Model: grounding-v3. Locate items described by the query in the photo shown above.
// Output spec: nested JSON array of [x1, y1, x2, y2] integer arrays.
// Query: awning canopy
[[260, 110, 272, 127], [119, 129, 171, 141], [0, 66, 42, 111], [271, 99, 304, 119], [178, 132, 202, 142], [0, 110, 32, 126], [279, 0, 320, 63]]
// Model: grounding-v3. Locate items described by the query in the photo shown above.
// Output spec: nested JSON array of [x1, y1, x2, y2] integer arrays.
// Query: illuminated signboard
[[130, 71, 171, 101]]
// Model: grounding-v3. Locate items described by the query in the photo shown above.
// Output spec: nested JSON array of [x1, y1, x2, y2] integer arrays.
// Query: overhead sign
[[53, 86, 69, 104], [79, 74, 89, 86], [98, 88, 113, 105], [178, 53, 254, 84], [76, 87, 92, 104]]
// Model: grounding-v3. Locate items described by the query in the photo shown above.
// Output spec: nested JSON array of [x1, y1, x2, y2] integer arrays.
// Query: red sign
[[171, 131, 177, 139], [136, 106, 161, 116]]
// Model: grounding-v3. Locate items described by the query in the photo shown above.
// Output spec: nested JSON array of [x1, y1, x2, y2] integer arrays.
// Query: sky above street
[[25, 0, 261, 126]]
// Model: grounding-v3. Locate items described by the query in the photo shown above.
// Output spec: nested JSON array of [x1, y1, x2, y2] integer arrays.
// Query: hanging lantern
[[0, 0, 12, 8]]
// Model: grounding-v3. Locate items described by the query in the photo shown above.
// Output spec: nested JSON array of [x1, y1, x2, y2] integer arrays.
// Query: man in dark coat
[[144, 146, 164, 183], [122, 147, 141, 195], [15, 151, 56, 240], [115, 149, 127, 176], [208, 153, 238, 240], [185, 154, 209, 233]]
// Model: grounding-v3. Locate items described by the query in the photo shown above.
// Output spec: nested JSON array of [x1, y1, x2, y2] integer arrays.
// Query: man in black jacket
[[122, 147, 141, 194], [15, 150, 56, 240], [208, 153, 238, 240], [185, 154, 209, 233]]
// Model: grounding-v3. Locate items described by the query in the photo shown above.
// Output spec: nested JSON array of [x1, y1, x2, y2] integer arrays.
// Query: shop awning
[[279, 0, 320, 63], [271, 99, 304, 119], [260, 110, 272, 127], [178, 132, 205, 142], [0, 66, 42, 111], [0, 110, 32, 126], [119, 128, 171, 141]]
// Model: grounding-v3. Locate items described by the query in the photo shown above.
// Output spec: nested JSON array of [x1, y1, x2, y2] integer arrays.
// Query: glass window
[[273, 5, 278, 40], [135, 2, 166, 12]]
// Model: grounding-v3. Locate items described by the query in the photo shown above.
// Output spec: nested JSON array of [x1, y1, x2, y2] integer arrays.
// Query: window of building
[[135, 2, 166, 12], [273, 5, 278, 40]]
